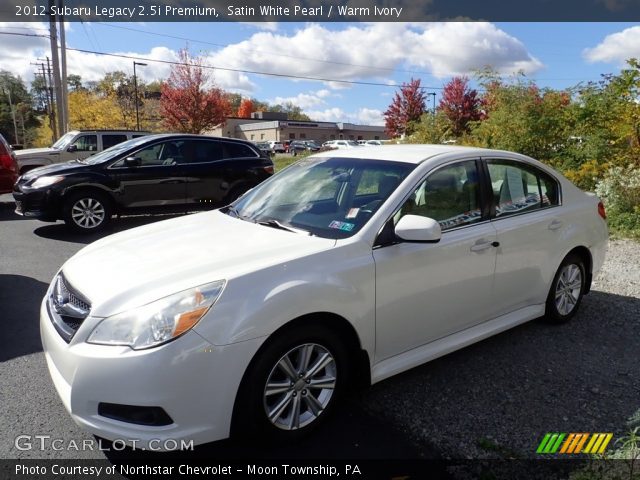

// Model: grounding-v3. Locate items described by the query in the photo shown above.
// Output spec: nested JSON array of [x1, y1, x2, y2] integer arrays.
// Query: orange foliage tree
[[160, 48, 232, 133], [237, 98, 254, 118]]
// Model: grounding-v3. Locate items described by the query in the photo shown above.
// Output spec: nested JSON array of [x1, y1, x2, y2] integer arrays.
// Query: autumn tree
[[67, 90, 123, 130], [384, 78, 426, 138], [237, 98, 254, 118], [439, 76, 482, 137], [160, 48, 231, 133]]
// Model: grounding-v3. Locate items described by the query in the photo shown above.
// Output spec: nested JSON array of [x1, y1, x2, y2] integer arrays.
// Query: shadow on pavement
[[33, 214, 186, 245], [102, 396, 438, 464], [0, 274, 49, 361]]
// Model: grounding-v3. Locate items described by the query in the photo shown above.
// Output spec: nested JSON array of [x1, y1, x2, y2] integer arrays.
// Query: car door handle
[[470, 240, 499, 252], [548, 219, 563, 231]]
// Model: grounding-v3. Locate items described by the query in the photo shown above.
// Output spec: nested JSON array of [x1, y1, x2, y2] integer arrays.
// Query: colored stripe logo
[[537, 433, 613, 454]]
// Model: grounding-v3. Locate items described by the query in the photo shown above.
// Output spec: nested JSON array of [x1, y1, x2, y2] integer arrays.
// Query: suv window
[[183, 140, 223, 163], [223, 142, 258, 159], [397, 160, 482, 231], [487, 160, 560, 217], [102, 134, 128, 149], [111, 140, 184, 167], [72, 135, 97, 152]]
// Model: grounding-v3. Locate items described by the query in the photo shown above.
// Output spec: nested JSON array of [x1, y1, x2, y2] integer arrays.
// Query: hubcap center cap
[[294, 378, 306, 391]]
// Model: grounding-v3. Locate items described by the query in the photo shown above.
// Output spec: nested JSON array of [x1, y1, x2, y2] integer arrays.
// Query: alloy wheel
[[554, 264, 582, 316], [71, 198, 106, 229], [263, 343, 337, 431]]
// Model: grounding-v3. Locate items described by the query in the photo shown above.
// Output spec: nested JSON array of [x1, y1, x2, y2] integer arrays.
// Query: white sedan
[[41, 145, 607, 446]]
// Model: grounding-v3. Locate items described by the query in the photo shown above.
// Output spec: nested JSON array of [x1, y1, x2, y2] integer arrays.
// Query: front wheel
[[63, 191, 112, 233], [233, 325, 348, 440], [544, 253, 586, 323]]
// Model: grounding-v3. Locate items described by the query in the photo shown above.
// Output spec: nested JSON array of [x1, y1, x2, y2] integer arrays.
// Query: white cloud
[[355, 108, 384, 126], [0, 22, 50, 81], [208, 22, 542, 85], [404, 23, 543, 77], [583, 26, 640, 64], [306, 107, 384, 125], [269, 88, 335, 109]]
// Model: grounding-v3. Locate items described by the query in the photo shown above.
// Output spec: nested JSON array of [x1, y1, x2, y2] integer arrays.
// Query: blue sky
[[1, 22, 639, 125]]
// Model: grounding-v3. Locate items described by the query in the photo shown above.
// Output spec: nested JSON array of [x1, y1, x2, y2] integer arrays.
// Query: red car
[[0, 134, 19, 193]]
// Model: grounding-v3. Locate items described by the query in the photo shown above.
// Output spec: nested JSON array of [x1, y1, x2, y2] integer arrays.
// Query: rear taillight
[[0, 153, 17, 173], [598, 201, 606, 220], [263, 165, 274, 174]]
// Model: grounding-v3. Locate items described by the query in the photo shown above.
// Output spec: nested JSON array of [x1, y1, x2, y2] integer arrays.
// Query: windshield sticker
[[346, 208, 359, 219], [329, 220, 355, 232]]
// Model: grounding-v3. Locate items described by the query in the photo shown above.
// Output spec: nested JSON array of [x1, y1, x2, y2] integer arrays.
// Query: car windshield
[[230, 157, 415, 239], [51, 132, 76, 150], [83, 136, 152, 165]]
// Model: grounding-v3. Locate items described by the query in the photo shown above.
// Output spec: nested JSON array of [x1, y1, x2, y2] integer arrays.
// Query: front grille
[[48, 274, 91, 342], [57, 275, 91, 312]]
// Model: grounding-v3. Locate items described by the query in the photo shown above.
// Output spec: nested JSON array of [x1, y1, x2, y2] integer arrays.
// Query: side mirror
[[67, 144, 78, 152], [394, 215, 441, 243], [124, 156, 142, 167]]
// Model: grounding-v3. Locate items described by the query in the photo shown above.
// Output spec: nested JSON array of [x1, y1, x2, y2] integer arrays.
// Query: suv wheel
[[63, 191, 112, 233]]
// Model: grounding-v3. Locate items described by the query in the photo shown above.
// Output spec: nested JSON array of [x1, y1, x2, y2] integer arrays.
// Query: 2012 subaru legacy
[[40, 145, 607, 446]]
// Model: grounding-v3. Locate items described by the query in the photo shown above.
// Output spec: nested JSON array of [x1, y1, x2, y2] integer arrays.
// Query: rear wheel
[[544, 253, 586, 323], [233, 325, 347, 440], [63, 191, 112, 233]]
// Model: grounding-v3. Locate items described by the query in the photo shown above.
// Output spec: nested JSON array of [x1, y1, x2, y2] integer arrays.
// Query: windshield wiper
[[257, 219, 298, 233]]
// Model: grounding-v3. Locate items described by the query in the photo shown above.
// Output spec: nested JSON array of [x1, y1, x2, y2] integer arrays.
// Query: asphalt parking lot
[[1, 193, 639, 468]]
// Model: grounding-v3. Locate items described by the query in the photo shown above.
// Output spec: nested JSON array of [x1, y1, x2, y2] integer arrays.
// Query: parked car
[[0, 133, 19, 194], [14, 130, 150, 174], [13, 134, 273, 232], [365, 140, 383, 146], [40, 145, 607, 448], [255, 141, 274, 156], [331, 140, 363, 149], [290, 140, 321, 156], [267, 141, 285, 153]]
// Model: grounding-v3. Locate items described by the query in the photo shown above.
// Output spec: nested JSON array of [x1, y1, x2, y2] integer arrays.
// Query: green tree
[[0, 71, 39, 145]]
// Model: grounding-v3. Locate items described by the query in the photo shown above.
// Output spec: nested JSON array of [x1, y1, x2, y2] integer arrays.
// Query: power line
[[93, 22, 436, 78], [65, 45, 448, 90]]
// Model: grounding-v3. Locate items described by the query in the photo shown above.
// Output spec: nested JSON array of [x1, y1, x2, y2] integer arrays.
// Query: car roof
[[311, 144, 526, 164]]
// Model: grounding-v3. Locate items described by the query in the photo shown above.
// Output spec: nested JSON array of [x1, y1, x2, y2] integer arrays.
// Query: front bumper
[[13, 187, 61, 220], [40, 298, 264, 449]]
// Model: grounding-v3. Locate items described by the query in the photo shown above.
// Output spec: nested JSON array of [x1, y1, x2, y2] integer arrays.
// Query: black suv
[[13, 134, 274, 232]]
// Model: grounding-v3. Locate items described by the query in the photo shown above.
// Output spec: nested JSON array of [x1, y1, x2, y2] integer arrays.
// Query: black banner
[[1, 458, 607, 480], [3, 0, 640, 22]]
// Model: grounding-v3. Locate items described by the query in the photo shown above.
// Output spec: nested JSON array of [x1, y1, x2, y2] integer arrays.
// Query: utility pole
[[44, 58, 57, 140], [133, 61, 147, 131], [3, 86, 19, 145], [49, 0, 65, 137], [58, 1, 69, 133], [33, 60, 55, 143]]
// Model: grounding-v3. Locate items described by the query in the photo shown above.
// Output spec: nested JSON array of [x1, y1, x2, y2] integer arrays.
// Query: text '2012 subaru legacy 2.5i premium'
[[13, 134, 274, 232], [40, 145, 607, 447]]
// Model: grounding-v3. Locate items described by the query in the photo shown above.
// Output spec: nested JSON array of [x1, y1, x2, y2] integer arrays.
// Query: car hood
[[14, 147, 59, 158], [60, 210, 336, 317], [20, 161, 86, 181]]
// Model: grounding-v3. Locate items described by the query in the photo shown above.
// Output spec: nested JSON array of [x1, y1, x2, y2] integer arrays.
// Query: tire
[[63, 190, 112, 233], [233, 325, 348, 441], [544, 253, 586, 323], [225, 185, 250, 205]]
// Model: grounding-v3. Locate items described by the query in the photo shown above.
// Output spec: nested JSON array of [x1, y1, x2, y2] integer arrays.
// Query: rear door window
[[102, 134, 127, 149], [486, 159, 560, 217]]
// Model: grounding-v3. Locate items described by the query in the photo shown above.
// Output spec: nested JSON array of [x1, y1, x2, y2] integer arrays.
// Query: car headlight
[[31, 175, 65, 189], [87, 280, 225, 350]]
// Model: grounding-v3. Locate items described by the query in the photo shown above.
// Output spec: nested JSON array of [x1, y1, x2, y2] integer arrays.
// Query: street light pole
[[133, 61, 147, 131]]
